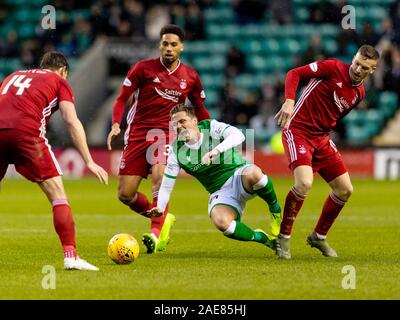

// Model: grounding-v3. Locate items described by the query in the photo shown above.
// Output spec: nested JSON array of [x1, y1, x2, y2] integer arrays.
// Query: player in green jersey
[[150, 104, 282, 252]]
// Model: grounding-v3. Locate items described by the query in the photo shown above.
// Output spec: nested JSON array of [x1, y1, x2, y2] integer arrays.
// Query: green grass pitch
[[0, 176, 399, 299]]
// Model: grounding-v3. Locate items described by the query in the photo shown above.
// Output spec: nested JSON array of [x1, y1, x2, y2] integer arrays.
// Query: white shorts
[[207, 164, 256, 219]]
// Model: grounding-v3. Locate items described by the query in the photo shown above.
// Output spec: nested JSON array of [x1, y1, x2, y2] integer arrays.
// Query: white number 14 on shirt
[[1, 75, 32, 95]]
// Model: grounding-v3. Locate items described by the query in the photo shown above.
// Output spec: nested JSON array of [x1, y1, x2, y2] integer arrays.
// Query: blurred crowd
[[0, 0, 210, 68]]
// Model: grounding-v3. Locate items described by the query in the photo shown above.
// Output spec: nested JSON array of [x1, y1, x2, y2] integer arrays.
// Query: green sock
[[224, 221, 255, 242], [254, 177, 281, 213]]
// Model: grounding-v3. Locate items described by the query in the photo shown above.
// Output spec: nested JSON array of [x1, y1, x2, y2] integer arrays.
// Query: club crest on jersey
[[120, 159, 126, 169], [298, 145, 307, 154], [180, 79, 187, 90]]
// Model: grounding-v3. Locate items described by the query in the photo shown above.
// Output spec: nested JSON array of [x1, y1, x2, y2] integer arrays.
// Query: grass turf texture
[[0, 177, 399, 299]]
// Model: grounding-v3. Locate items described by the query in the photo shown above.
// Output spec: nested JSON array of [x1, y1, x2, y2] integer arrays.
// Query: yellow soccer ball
[[270, 131, 284, 154], [107, 233, 140, 264]]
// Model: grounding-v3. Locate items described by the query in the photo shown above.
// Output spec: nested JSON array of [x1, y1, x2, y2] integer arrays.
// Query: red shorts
[[0, 129, 62, 182], [119, 130, 170, 178], [282, 128, 347, 182]]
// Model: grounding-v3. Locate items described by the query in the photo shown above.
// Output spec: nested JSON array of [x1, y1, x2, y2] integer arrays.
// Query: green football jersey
[[165, 119, 249, 193]]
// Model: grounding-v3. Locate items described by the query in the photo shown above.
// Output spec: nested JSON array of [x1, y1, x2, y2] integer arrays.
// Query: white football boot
[[64, 257, 99, 271]]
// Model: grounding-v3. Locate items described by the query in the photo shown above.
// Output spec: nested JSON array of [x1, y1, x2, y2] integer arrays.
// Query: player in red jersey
[[107, 24, 210, 253], [0, 51, 109, 270], [274, 45, 380, 259]]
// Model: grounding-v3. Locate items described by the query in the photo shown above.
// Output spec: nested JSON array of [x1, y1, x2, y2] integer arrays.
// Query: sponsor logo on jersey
[[200, 90, 206, 99], [309, 62, 318, 72], [333, 90, 350, 112], [155, 88, 182, 102], [299, 145, 307, 154], [180, 79, 187, 89], [336, 82, 343, 88], [153, 77, 161, 83], [123, 77, 132, 87]]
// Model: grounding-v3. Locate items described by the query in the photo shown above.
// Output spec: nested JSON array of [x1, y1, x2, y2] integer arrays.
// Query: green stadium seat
[[323, 38, 338, 54], [200, 73, 225, 90], [13, 8, 40, 23], [280, 39, 303, 54], [378, 91, 398, 119], [234, 74, 260, 91], [209, 108, 222, 120], [204, 8, 234, 23], [294, 7, 309, 23], [17, 24, 36, 39], [247, 56, 272, 73], [191, 55, 226, 73], [346, 124, 371, 145], [343, 110, 365, 126], [262, 39, 281, 53]]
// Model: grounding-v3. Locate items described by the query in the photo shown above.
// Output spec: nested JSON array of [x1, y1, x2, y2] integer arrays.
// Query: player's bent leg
[[328, 172, 353, 202], [211, 205, 275, 251], [118, 175, 152, 216], [39, 176, 98, 271], [242, 165, 282, 238]]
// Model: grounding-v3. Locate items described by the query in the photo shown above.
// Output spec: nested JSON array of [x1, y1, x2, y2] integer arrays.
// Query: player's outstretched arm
[[151, 175, 177, 217], [202, 121, 245, 165], [275, 98, 295, 129], [59, 101, 109, 185]]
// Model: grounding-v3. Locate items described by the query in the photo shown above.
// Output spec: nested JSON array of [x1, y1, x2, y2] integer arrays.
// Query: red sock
[[315, 193, 345, 236], [280, 187, 306, 237], [128, 192, 152, 216], [52, 200, 76, 258], [150, 192, 168, 238]]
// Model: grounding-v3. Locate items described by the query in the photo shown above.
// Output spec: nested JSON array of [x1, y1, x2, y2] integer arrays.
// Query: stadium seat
[[378, 92, 398, 119], [346, 124, 371, 145]]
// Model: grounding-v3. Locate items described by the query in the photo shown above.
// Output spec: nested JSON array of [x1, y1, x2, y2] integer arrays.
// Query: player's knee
[[243, 165, 263, 186], [118, 190, 135, 204], [295, 180, 313, 195], [336, 185, 353, 201], [211, 212, 233, 232]]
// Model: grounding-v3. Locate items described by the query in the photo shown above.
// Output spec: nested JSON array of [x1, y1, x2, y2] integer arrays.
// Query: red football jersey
[[112, 58, 210, 143], [0, 69, 74, 136], [285, 58, 366, 136]]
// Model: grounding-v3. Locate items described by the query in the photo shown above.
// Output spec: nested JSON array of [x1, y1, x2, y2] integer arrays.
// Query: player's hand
[[148, 207, 164, 218], [87, 161, 109, 185], [107, 123, 121, 151], [202, 149, 220, 165], [274, 99, 295, 129]]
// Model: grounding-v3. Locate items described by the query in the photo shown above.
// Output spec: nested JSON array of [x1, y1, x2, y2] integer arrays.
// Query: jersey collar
[[160, 57, 181, 75], [185, 132, 203, 149]]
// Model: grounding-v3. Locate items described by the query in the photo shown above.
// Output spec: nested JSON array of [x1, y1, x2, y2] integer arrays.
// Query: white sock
[[223, 220, 236, 236], [253, 175, 268, 191]]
